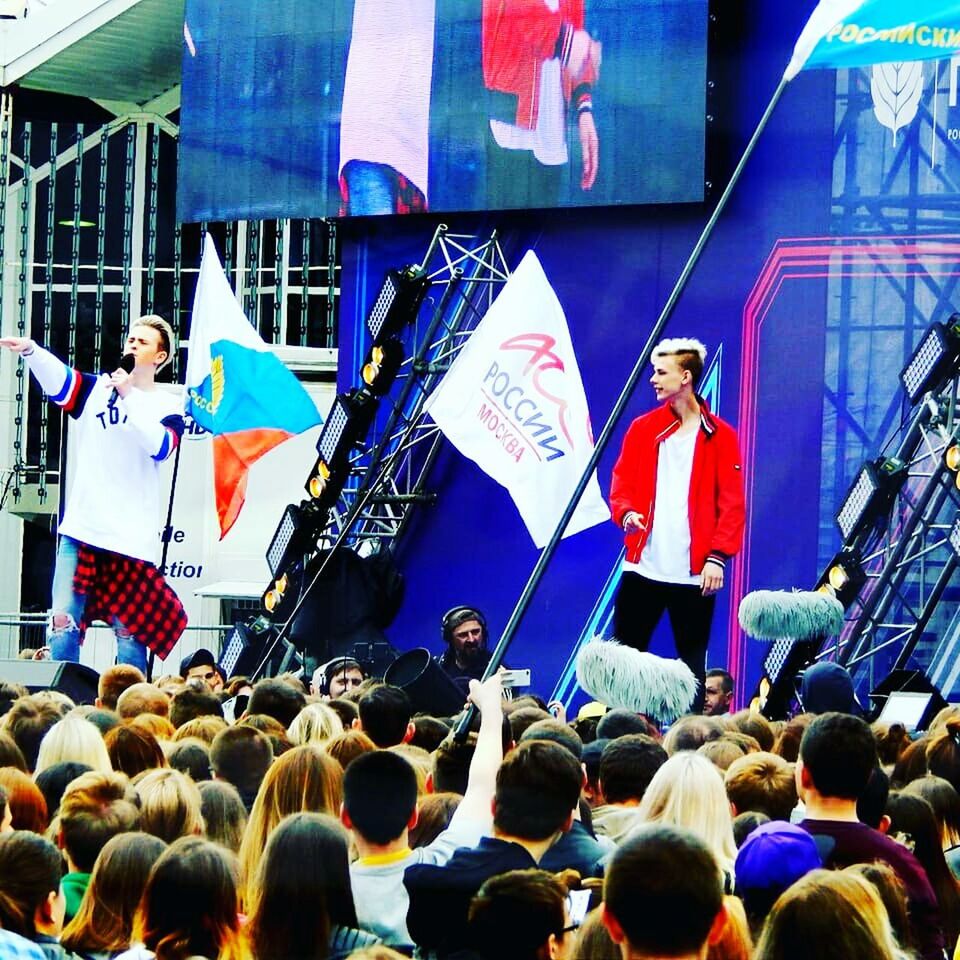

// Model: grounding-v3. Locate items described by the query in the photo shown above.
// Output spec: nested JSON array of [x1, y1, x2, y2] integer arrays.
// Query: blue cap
[[735, 820, 821, 894]]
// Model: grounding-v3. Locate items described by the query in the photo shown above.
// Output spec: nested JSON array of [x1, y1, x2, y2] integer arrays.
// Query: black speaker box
[[384, 648, 467, 717], [0, 659, 99, 705]]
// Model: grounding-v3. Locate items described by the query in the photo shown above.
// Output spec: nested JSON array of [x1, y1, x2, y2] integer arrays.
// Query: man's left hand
[[700, 560, 724, 596], [579, 112, 599, 190]]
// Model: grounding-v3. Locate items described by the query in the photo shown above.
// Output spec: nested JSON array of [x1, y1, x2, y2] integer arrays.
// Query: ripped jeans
[[48, 535, 148, 673]]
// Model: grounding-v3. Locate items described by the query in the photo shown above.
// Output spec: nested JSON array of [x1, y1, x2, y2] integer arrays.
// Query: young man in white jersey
[[609, 338, 745, 712], [1, 317, 186, 672]]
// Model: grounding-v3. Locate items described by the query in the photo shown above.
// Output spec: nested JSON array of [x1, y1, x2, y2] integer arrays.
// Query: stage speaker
[[0, 660, 99, 705], [384, 648, 466, 717], [869, 669, 948, 732]]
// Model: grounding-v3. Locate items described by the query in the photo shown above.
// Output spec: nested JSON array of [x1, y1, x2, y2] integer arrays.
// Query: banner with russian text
[[424, 250, 609, 548], [786, 0, 960, 79]]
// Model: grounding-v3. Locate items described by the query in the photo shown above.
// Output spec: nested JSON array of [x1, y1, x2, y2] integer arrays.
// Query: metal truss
[[321, 225, 510, 555], [819, 375, 960, 697]]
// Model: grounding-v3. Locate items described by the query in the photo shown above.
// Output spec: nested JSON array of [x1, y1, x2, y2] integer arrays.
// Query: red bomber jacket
[[482, 0, 595, 130], [609, 398, 746, 575]]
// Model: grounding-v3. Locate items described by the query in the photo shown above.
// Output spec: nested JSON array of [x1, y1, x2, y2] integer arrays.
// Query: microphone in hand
[[107, 353, 136, 407]]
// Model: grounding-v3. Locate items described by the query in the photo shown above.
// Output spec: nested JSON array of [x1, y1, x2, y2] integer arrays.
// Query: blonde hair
[[35, 717, 112, 775], [652, 337, 708, 384], [173, 715, 229, 746], [754, 869, 910, 960], [132, 314, 176, 372], [633, 751, 737, 878], [128, 713, 176, 742], [134, 768, 203, 843], [287, 703, 344, 747], [238, 745, 343, 902]]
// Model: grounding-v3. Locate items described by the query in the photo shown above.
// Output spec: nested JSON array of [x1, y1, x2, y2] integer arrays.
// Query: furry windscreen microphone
[[737, 590, 844, 642], [576, 639, 697, 723]]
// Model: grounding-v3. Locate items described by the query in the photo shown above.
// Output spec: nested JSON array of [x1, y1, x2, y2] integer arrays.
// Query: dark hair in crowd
[[799, 712, 877, 800], [0, 830, 63, 938], [926, 719, 960, 794], [247, 678, 307, 729], [246, 812, 359, 960], [595, 708, 658, 741], [61, 832, 167, 955], [210, 725, 273, 797], [34, 761, 92, 818], [198, 780, 248, 854], [344, 750, 418, 845], [168, 739, 213, 783], [599, 734, 667, 804], [2, 696, 62, 770], [169, 683, 224, 729], [105, 724, 166, 778], [358, 684, 413, 748], [493, 740, 581, 841], [60, 771, 141, 872], [518, 719, 583, 761], [604, 824, 723, 956]]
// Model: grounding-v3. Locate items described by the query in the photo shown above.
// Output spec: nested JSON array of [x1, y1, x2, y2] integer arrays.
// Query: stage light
[[365, 266, 430, 345], [305, 390, 378, 505], [361, 338, 404, 396], [900, 316, 960, 404], [262, 573, 288, 614], [266, 504, 310, 578], [306, 459, 331, 500], [836, 457, 908, 541], [816, 549, 866, 608], [763, 638, 795, 685], [950, 514, 960, 560], [317, 395, 352, 465]]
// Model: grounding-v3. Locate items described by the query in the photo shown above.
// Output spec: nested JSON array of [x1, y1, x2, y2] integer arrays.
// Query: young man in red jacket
[[609, 338, 745, 712]]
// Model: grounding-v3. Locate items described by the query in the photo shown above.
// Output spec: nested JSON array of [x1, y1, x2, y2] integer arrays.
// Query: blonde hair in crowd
[[35, 717, 112, 775], [633, 751, 738, 879], [287, 703, 344, 747]]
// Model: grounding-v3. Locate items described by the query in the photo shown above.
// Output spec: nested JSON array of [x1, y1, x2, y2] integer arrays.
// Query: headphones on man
[[318, 656, 363, 696], [441, 606, 488, 646]]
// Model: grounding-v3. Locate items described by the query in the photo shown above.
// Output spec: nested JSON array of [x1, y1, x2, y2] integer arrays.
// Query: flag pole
[[454, 74, 791, 739]]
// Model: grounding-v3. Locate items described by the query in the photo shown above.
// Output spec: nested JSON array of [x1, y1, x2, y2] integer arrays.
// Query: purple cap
[[735, 820, 821, 893]]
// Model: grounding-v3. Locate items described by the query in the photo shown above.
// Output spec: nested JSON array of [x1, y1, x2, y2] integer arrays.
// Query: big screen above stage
[[178, 0, 709, 222]]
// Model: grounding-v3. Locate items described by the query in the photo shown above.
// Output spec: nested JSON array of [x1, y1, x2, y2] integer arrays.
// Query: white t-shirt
[[25, 346, 183, 564], [489, 0, 568, 166], [339, 0, 436, 199], [626, 427, 700, 585]]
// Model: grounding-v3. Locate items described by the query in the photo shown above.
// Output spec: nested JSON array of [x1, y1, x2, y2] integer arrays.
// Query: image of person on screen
[[0, 317, 187, 673], [339, 1, 435, 216], [609, 338, 745, 713], [482, 0, 600, 210]]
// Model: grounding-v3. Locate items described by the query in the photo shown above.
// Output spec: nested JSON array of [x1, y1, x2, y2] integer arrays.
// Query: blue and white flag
[[785, 0, 960, 80]]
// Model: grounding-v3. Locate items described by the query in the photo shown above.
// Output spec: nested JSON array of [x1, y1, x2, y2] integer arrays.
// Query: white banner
[[425, 250, 609, 548]]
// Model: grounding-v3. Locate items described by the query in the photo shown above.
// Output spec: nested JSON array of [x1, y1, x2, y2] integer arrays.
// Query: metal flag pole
[[454, 75, 791, 739]]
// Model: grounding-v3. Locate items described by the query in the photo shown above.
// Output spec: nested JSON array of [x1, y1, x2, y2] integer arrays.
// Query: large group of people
[[0, 652, 956, 960]]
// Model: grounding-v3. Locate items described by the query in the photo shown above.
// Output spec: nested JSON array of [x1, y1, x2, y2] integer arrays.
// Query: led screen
[[178, 0, 708, 221]]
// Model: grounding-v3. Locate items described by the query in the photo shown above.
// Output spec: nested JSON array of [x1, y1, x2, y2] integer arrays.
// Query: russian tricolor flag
[[185, 234, 323, 538]]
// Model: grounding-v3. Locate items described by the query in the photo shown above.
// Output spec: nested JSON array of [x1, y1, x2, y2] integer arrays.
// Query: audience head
[[2, 695, 63, 770], [97, 664, 145, 711], [844, 862, 913, 956], [58, 771, 140, 873], [209, 725, 274, 801], [856, 765, 890, 830], [724, 752, 796, 821], [753, 868, 906, 960], [603, 824, 725, 959], [134, 768, 204, 843], [0, 768, 48, 832], [133, 836, 245, 960], [732, 810, 770, 848], [703, 669, 734, 717], [0, 729, 27, 771], [733, 820, 822, 928], [168, 738, 212, 783], [599, 734, 667, 804], [468, 869, 572, 960], [34, 761, 91, 819], [313, 656, 365, 698], [84, 708, 122, 738], [725, 711, 774, 753], [325, 728, 377, 770], [410, 715, 451, 753], [798, 711, 876, 801], [872, 721, 910, 768], [902, 774, 960, 847], [34, 716, 111, 775], [288, 702, 344, 746], [662, 715, 723, 756], [494, 740, 582, 841], [357, 684, 414, 747], [595, 707, 658, 741], [246, 812, 359, 960], [343, 750, 418, 846], [770, 714, 812, 763], [198, 779, 248, 854], [179, 648, 224, 693], [172, 714, 228, 745], [128, 712, 176, 743], [799, 662, 859, 715], [169, 683, 224, 730], [247, 678, 307, 729], [104, 724, 165, 778], [60, 832, 166, 956], [116, 683, 169, 721], [519, 718, 584, 761], [0, 830, 66, 940], [409, 792, 462, 849], [926, 718, 960, 794]]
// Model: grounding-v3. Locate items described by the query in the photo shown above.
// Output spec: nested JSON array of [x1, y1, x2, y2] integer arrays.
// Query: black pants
[[612, 572, 716, 714]]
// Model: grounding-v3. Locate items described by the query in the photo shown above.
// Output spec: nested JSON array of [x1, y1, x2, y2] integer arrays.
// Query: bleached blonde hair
[[35, 717, 112, 776], [652, 337, 708, 385], [631, 751, 737, 879], [287, 703, 344, 747], [131, 315, 176, 372]]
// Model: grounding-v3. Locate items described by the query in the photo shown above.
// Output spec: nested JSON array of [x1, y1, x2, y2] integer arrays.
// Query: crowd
[[0, 652, 959, 960]]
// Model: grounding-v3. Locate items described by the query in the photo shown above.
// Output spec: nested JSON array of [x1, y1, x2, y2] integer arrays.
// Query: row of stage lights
[[818, 315, 960, 613], [258, 265, 431, 622]]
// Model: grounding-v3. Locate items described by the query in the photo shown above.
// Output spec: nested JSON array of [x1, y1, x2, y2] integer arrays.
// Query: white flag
[[425, 250, 610, 548]]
